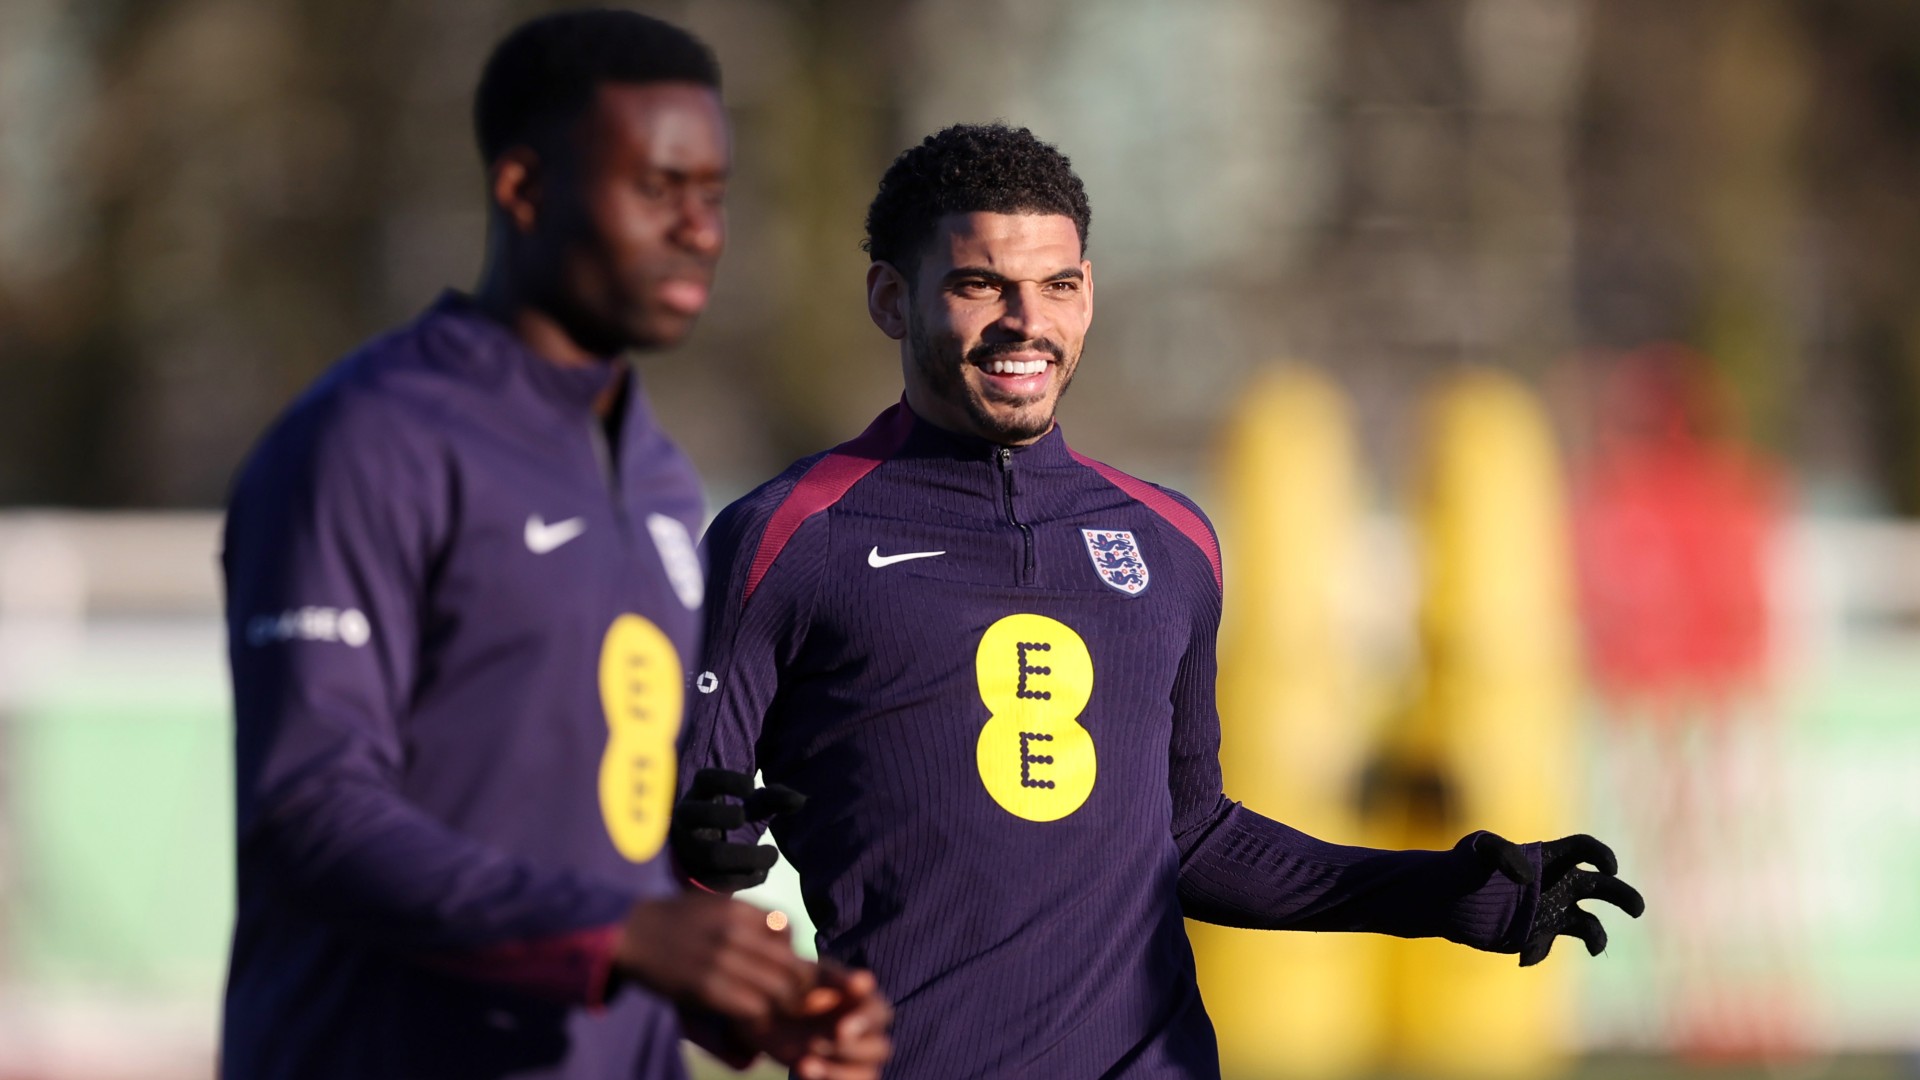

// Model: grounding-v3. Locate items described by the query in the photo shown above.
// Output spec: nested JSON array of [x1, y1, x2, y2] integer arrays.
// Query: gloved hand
[[672, 768, 806, 891], [1473, 831, 1646, 967]]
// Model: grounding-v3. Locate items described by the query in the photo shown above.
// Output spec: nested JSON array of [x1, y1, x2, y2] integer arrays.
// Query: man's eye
[[1045, 280, 1079, 294], [955, 280, 997, 296]]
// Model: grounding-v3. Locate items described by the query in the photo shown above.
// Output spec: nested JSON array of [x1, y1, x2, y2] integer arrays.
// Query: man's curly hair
[[863, 124, 1091, 277]]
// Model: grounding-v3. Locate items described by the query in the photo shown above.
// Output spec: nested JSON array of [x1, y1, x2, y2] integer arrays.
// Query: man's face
[[534, 82, 730, 354], [880, 212, 1093, 445]]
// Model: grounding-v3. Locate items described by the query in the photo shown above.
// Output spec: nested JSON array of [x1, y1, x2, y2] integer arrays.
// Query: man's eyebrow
[[655, 166, 732, 181], [942, 266, 1010, 285], [942, 266, 1085, 285]]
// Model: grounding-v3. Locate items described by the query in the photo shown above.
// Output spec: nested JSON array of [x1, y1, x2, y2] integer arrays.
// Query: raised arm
[[1162, 509, 1640, 960]]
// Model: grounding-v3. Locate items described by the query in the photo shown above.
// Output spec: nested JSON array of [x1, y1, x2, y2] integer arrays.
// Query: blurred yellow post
[[1193, 366, 1383, 1080], [1381, 368, 1578, 1078]]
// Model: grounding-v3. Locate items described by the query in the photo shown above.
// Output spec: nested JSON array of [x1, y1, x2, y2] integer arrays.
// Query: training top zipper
[[996, 446, 1036, 585], [588, 420, 631, 535]]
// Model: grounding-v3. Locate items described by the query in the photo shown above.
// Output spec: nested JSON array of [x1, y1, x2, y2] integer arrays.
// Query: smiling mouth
[[972, 356, 1055, 403], [983, 356, 1050, 376]]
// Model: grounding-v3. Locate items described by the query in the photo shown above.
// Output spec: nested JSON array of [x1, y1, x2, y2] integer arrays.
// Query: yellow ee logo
[[597, 614, 683, 862], [975, 613, 1096, 821]]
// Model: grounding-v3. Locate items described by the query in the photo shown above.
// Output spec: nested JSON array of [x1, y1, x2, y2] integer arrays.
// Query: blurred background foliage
[[5, 3, 1920, 1078], [4, 0, 1920, 510]]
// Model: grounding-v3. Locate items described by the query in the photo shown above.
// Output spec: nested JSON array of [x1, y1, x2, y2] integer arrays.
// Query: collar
[[419, 290, 627, 416], [892, 397, 1076, 467]]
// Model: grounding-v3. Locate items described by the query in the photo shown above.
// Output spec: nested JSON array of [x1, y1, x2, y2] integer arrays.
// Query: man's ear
[[488, 147, 543, 234], [867, 261, 910, 341]]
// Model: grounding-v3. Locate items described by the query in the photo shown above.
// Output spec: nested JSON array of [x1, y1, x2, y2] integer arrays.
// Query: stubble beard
[[907, 318, 1076, 445]]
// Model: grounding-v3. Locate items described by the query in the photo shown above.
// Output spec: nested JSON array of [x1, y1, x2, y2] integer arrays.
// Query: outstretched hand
[[672, 768, 807, 891], [1473, 832, 1646, 967]]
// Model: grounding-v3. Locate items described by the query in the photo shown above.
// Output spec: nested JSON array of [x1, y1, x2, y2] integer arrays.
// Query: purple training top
[[221, 294, 704, 1079], [683, 400, 1542, 1079]]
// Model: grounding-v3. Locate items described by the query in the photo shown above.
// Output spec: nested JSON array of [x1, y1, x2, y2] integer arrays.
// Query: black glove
[[671, 768, 806, 891], [1473, 831, 1646, 967]]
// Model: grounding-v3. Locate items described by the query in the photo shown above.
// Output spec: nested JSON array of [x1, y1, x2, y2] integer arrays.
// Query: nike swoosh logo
[[868, 546, 945, 568], [525, 515, 588, 554]]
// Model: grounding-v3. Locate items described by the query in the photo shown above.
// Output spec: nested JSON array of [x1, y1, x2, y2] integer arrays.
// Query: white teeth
[[987, 358, 1048, 376]]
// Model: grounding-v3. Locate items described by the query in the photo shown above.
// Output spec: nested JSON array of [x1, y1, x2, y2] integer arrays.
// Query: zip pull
[[993, 444, 1035, 584]]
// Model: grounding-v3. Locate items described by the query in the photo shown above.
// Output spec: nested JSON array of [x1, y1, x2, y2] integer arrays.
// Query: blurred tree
[[728, 0, 904, 461], [5, 0, 1920, 512], [1307, 0, 1588, 490], [1578, 0, 1920, 511], [1798, 0, 1920, 513], [1, 0, 451, 505], [1695, 1, 1809, 455]]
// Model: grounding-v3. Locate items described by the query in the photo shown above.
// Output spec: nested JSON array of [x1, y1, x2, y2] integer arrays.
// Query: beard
[[907, 318, 1076, 444]]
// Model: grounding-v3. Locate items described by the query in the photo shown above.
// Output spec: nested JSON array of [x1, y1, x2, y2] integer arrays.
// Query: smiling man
[[676, 124, 1642, 1078], [219, 11, 887, 1079]]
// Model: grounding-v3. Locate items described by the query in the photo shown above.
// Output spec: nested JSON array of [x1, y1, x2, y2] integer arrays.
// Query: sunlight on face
[[901, 212, 1093, 444]]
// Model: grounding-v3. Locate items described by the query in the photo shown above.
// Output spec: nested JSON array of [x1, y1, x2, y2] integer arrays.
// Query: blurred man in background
[[676, 124, 1641, 1077], [219, 11, 886, 1078]]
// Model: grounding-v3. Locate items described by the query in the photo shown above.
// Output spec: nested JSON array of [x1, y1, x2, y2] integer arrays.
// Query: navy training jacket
[[683, 400, 1542, 1078], [221, 293, 706, 1079]]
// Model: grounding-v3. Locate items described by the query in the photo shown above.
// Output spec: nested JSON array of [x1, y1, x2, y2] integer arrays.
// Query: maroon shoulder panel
[[1069, 450, 1223, 591], [742, 401, 915, 605]]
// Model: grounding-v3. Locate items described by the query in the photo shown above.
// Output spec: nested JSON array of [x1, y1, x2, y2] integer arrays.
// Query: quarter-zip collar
[[418, 290, 669, 538], [882, 397, 1058, 585], [892, 397, 1076, 468], [420, 290, 627, 419]]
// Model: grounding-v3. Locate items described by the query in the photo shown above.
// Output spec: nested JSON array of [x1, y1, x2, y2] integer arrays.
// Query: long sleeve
[[223, 398, 633, 1003], [667, 485, 826, 1063], [1162, 506, 1539, 953], [677, 471, 825, 836]]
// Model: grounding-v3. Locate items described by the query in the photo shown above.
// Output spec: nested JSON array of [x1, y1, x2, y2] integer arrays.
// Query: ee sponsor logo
[[597, 614, 683, 862], [975, 613, 1096, 821]]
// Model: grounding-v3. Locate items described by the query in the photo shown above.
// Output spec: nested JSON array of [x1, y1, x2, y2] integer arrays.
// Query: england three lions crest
[[1082, 528, 1149, 596]]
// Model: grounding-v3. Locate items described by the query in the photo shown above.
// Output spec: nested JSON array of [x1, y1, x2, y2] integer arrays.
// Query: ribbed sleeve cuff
[[418, 922, 625, 1006], [1452, 831, 1543, 953]]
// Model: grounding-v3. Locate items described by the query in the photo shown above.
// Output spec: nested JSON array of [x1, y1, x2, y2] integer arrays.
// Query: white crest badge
[[646, 513, 704, 610], [1081, 528, 1149, 596]]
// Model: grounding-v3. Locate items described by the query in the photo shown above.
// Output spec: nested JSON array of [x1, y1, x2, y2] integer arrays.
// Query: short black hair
[[863, 124, 1092, 275], [474, 8, 720, 164]]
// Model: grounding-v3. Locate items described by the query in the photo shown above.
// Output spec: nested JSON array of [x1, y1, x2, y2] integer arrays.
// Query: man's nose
[[671, 194, 723, 258], [993, 281, 1048, 337]]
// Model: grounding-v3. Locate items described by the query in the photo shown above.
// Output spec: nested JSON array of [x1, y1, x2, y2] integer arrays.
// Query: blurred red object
[[1572, 345, 1805, 1062], [1574, 345, 1783, 703]]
